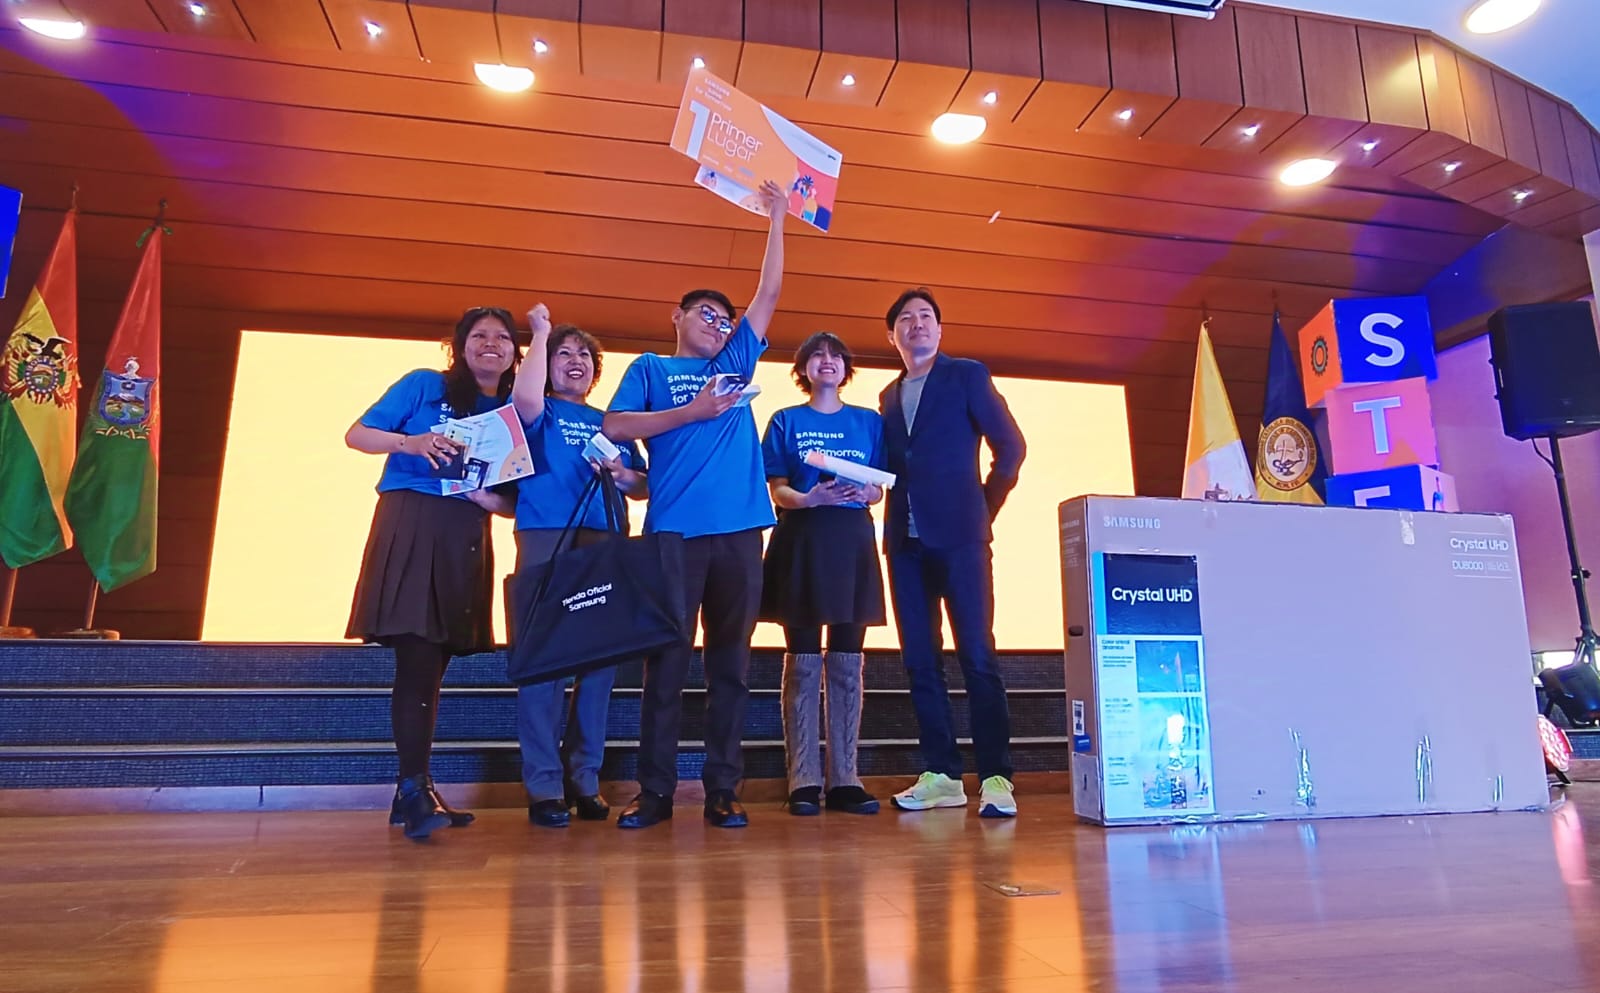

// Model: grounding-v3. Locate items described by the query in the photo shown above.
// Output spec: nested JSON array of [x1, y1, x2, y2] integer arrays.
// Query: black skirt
[[346, 489, 495, 657], [759, 506, 887, 628]]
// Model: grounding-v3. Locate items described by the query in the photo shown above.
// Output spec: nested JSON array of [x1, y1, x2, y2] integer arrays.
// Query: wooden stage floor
[[3, 787, 1599, 993]]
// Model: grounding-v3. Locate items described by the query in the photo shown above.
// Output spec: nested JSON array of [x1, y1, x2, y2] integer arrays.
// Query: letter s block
[[1323, 378, 1437, 475], [1326, 465, 1458, 511], [1298, 295, 1438, 408]]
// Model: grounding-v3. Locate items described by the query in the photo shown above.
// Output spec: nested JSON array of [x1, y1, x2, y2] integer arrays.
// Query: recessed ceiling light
[[841, 73, 856, 87], [1361, 139, 1380, 152], [363, 20, 382, 38], [931, 112, 986, 145], [692, 57, 705, 69], [1115, 108, 1134, 122], [1280, 158, 1337, 187], [1513, 188, 1534, 202], [1465, 0, 1541, 34], [188, 2, 207, 16], [982, 90, 998, 105], [18, 17, 86, 40], [533, 38, 549, 54], [1444, 160, 1463, 173], [1242, 123, 1262, 138], [474, 63, 535, 93]]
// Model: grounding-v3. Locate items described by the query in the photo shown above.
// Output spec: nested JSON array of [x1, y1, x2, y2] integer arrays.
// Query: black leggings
[[783, 624, 866, 655], [391, 635, 452, 780]]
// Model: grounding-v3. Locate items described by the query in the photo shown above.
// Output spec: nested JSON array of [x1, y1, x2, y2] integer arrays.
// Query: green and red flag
[[0, 207, 80, 568], [64, 223, 162, 592]]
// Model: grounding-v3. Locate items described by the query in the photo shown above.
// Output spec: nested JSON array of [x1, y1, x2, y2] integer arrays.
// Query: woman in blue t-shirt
[[759, 331, 888, 817], [344, 306, 521, 841], [510, 304, 647, 829]]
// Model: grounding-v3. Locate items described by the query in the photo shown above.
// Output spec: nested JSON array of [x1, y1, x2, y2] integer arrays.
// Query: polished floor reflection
[[3, 786, 1598, 993]]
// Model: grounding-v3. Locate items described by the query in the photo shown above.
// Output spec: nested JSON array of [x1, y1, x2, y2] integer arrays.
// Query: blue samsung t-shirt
[[761, 403, 886, 511], [358, 369, 500, 498], [607, 316, 776, 539], [516, 396, 643, 533]]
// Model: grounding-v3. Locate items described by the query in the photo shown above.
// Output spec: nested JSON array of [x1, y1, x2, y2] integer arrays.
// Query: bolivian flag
[[0, 208, 79, 568], [1181, 323, 1257, 502]]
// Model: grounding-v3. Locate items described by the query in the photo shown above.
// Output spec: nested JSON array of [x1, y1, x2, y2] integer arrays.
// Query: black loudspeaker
[[1487, 302, 1600, 441]]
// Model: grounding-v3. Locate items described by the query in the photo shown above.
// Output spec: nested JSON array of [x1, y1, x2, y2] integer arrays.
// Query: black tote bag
[[505, 469, 688, 686]]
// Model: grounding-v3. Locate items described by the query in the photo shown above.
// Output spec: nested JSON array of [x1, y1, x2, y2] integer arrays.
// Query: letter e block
[[1299, 295, 1438, 408], [1324, 378, 1437, 475]]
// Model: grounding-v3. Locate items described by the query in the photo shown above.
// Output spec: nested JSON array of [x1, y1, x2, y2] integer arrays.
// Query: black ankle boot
[[395, 775, 451, 840], [390, 783, 475, 828]]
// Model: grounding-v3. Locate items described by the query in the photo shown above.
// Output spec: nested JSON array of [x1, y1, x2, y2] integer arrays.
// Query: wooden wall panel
[[814, 0, 894, 106], [1015, 0, 1108, 132], [1082, 7, 1176, 136], [1145, 5, 1240, 146], [1492, 72, 1542, 172], [1211, 6, 1303, 153], [232, 0, 339, 52], [1357, 26, 1427, 130], [736, 0, 819, 98], [579, 0, 662, 81], [1527, 92, 1574, 187], [1560, 106, 1600, 199], [1269, 16, 1363, 158], [951, 0, 1038, 119], [1416, 37, 1468, 141]]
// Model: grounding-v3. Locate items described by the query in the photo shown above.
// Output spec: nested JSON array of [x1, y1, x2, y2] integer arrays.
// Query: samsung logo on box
[[1103, 516, 1162, 530], [1082, 0, 1225, 18]]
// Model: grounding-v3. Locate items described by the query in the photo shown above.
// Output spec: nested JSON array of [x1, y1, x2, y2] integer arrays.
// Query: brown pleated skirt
[[759, 505, 887, 628], [345, 489, 495, 657]]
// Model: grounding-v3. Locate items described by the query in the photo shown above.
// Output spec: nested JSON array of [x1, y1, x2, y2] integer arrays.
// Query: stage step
[[0, 642, 1070, 791]]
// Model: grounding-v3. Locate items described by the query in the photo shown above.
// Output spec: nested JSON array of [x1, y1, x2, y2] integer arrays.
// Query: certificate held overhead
[[671, 67, 843, 232]]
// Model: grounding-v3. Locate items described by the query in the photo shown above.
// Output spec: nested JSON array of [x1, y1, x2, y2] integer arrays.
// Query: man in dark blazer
[[878, 287, 1026, 818]]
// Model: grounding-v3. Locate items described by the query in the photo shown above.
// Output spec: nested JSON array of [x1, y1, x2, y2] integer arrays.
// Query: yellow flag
[[1181, 325, 1256, 501]]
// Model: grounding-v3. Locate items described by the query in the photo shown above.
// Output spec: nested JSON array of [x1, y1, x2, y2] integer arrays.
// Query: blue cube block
[[1325, 465, 1458, 512]]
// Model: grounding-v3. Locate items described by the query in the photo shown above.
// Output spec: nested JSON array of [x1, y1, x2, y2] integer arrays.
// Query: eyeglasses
[[697, 305, 734, 335]]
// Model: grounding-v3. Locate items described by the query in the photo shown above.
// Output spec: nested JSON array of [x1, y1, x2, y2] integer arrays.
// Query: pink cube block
[[1324, 377, 1437, 475]]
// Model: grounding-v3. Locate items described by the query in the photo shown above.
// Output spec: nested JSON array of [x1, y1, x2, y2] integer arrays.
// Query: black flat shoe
[[528, 799, 571, 828], [390, 784, 475, 828], [568, 793, 611, 821], [395, 774, 451, 841], [786, 786, 822, 817], [825, 785, 881, 815], [617, 791, 672, 830], [705, 790, 749, 829]]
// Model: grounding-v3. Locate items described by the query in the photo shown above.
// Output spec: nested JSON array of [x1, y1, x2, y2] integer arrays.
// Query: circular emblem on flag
[[1538, 715, 1573, 774], [1257, 417, 1317, 491], [1310, 336, 1330, 376]]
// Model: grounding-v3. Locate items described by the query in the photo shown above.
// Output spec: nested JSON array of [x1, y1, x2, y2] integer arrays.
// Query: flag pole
[[0, 567, 35, 638], [59, 580, 117, 640], [83, 580, 99, 631]]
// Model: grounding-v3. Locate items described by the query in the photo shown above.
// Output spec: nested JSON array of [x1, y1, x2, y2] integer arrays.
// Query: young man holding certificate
[[602, 180, 788, 829], [878, 288, 1027, 818]]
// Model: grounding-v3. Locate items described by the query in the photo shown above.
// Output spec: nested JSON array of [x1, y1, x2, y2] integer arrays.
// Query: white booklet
[[712, 373, 761, 407], [804, 450, 896, 488], [430, 403, 535, 495]]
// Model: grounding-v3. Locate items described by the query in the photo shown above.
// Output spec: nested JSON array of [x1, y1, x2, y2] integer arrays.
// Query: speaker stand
[[1545, 436, 1600, 672]]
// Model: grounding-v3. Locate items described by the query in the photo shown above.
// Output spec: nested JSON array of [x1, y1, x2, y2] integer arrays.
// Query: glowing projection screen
[[204, 331, 1135, 649]]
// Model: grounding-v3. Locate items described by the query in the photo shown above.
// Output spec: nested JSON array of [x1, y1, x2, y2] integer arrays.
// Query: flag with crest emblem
[[0, 207, 79, 567]]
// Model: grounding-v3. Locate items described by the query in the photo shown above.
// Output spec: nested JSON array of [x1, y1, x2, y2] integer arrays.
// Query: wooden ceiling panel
[[1081, 91, 1174, 138], [1526, 91, 1574, 187], [1202, 107, 1300, 155], [735, 42, 818, 99], [1263, 115, 1363, 162], [147, 0, 250, 41], [1471, 174, 1571, 221], [1397, 140, 1497, 190], [1325, 123, 1424, 170], [1499, 188, 1598, 230], [1440, 158, 1540, 204], [321, 0, 421, 59], [408, 0, 501, 65], [57, 0, 166, 32], [495, 14, 581, 80], [1415, 36, 1469, 143], [1559, 105, 1600, 199], [1491, 71, 1542, 172], [232, 0, 337, 52], [808, 52, 891, 107], [948, 73, 1037, 122], [11, 0, 73, 19], [660, 34, 740, 90], [1357, 26, 1427, 131], [878, 62, 967, 118]]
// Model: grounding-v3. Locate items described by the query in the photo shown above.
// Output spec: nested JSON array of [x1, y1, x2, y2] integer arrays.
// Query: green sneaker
[[979, 775, 1017, 818], [891, 771, 968, 811]]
